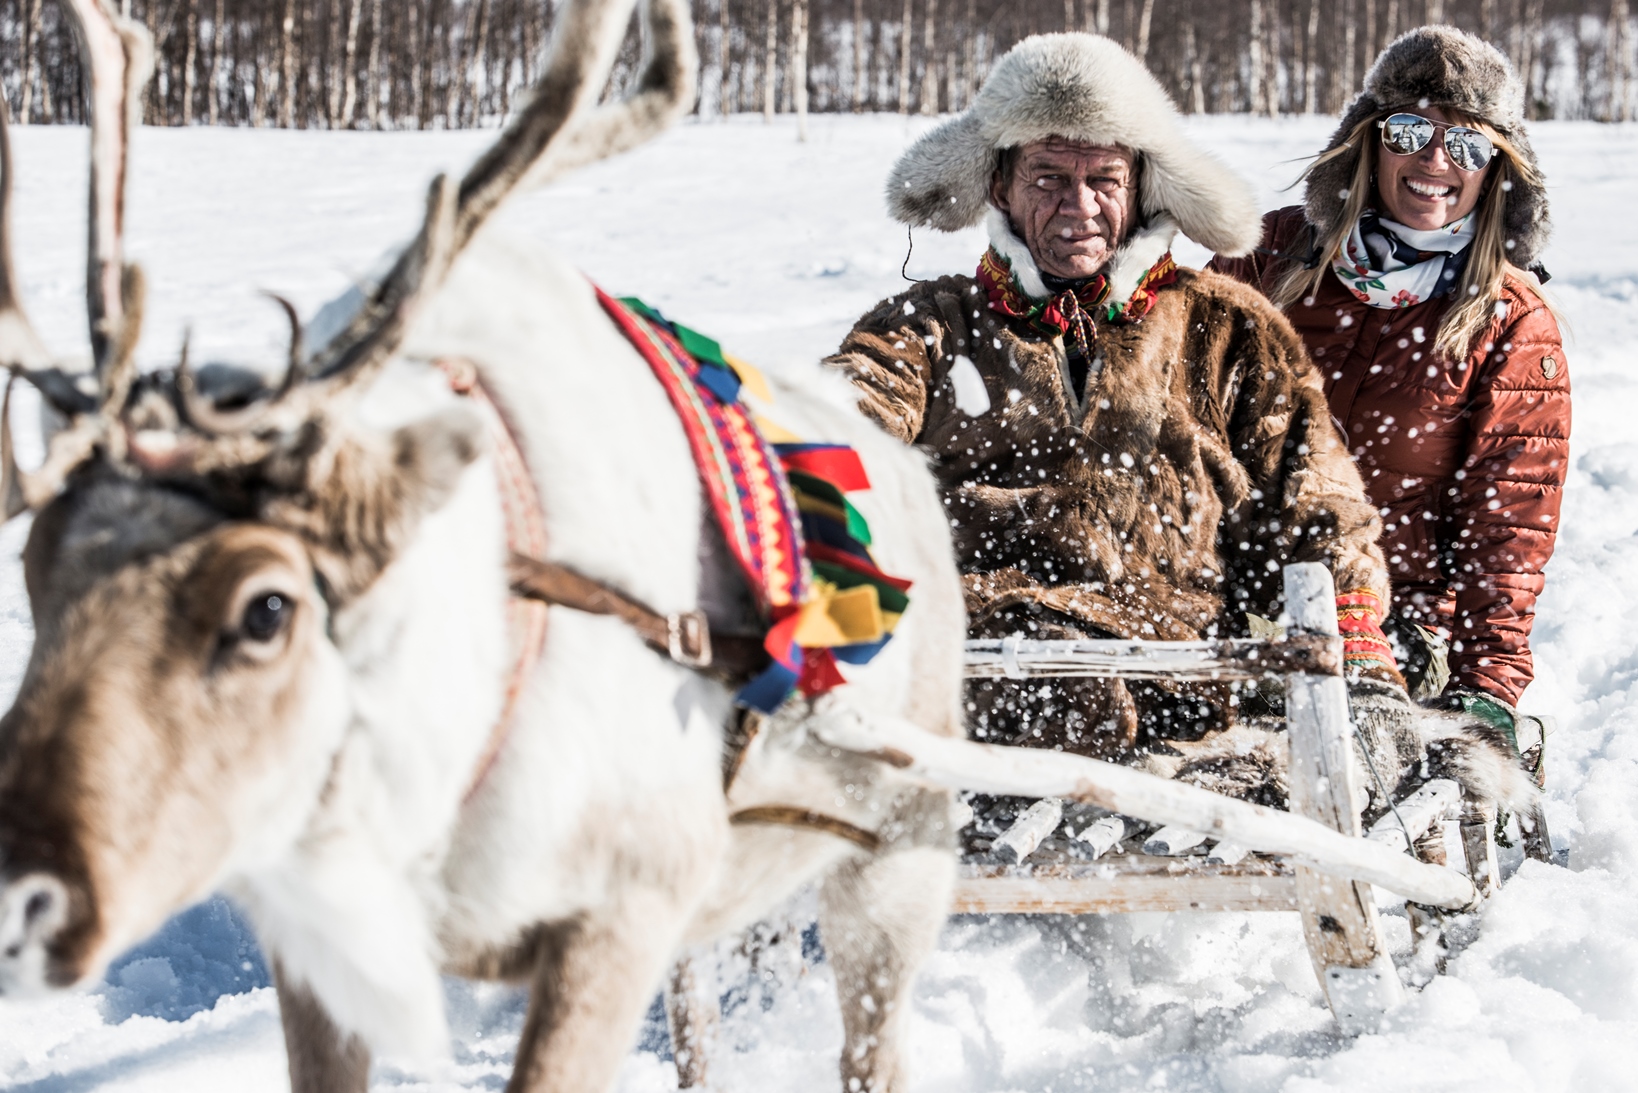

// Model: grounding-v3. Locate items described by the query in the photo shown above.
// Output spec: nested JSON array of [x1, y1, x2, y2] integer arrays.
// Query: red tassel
[[798, 648, 848, 697]]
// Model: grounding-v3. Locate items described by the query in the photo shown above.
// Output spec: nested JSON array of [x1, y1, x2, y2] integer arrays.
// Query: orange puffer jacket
[[1211, 206, 1570, 705]]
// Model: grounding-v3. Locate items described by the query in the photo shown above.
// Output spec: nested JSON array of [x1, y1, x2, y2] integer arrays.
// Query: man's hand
[[1429, 688, 1520, 753], [1346, 676, 1421, 815]]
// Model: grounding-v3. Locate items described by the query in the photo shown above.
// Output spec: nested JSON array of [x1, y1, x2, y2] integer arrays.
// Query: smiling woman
[[1211, 25, 1570, 743]]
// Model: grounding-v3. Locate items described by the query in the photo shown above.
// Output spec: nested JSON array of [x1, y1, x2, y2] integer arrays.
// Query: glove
[[1346, 676, 1421, 814], [1433, 688, 1517, 747]]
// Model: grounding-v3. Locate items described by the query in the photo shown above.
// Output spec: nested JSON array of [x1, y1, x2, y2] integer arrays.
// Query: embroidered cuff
[[1336, 589, 1407, 688]]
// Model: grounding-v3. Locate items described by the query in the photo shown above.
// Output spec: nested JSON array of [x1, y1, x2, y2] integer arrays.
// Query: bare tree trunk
[[366, 0, 383, 126], [792, 0, 809, 138], [143, 2, 161, 124], [1384, 0, 1398, 46], [963, 0, 977, 104], [1267, 0, 1281, 116], [920, 0, 938, 113], [853, 0, 866, 110], [1614, 0, 1633, 121], [208, 0, 226, 125], [409, 0, 425, 128], [183, 0, 199, 125], [252, 17, 268, 126], [1521, 0, 1544, 116], [20, 0, 41, 122], [1135, 0, 1154, 62], [1480, 0, 1494, 42], [1341, 0, 1357, 105], [280, 0, 297, 127], [473, 0, 492, 122], [1095, 0, 1109, 35], [1064, 0, 1075, 32], [1248, 0, 1265, 114], [897, 0, 912, 113], [323, 0, 339, 126], [1183, 18, 1205, 113], [721, 0, 733, 116], [340, 0, 363, 125], [764, 0, 778, 121], [1303, 0, 1316, 113], [443, 2, 463, 127]]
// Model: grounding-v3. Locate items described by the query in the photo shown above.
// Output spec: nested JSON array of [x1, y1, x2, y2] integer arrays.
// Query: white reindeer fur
[[227, 230, 965, 1062]]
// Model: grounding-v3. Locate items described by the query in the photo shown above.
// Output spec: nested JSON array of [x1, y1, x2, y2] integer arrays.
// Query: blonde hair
[[1273, 111, 1546, 362]]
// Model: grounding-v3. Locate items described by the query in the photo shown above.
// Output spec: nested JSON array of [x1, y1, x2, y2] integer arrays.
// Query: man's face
[[989, 141, 1138, 280]]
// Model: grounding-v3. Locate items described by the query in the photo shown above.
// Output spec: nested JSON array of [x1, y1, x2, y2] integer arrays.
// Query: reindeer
[[0, 0, 968, 1089]]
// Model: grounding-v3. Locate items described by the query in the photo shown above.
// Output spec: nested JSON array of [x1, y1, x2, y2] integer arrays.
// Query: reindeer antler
[[63, 0, 154, 377], [532, 0, 700, 185], [300, 0, 694, 400], [0, 82, 52, 373], [0, 0, 153, 519]]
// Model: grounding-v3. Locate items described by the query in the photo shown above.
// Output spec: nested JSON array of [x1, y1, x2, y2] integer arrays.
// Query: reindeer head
[[0, 0, 696, 992]]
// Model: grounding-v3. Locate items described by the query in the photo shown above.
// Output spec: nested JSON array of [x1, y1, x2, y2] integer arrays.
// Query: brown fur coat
[[829, 266, 1389, 646]]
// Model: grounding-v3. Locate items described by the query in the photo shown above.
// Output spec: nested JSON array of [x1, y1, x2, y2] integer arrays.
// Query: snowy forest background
[[2, 0, 1636, 131]]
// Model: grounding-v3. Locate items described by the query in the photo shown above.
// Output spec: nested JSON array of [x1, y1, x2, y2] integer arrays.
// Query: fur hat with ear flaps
[[1305, 25, 1551, 268], [885, 33, 1262, 258]]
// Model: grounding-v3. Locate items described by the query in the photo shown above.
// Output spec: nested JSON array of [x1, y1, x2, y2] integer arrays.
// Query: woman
[[1211, 26, 1568, 742]]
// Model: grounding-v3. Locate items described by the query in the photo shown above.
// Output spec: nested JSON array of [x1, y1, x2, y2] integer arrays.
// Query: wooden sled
[[667, 564, 1550, 1083], [951, 563, 1553, 1033]]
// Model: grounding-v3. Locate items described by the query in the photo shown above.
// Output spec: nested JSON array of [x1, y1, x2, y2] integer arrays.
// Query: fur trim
[[1103, 215, 1178, 306], [1304, 26, 1550, 268], [985, 208, 1049, 298], [1140, 720, 1290, 810], [1421, 710, 1539, 814], [984, 206, 1179, 311], [888, 33, 1260, 256]]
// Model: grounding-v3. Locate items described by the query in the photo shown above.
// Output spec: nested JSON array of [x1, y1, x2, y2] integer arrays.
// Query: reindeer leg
[[818, 843, 954, 1093], [273, 961, 371, 1093], [665, 952, 718, 1088], [508, 900, 687, 1093]]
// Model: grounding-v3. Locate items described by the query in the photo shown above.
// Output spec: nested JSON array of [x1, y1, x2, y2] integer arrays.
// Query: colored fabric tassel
[[602, 289, 913, 714]]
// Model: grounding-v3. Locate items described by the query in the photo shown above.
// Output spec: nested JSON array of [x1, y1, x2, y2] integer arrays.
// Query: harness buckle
[[667, 611, 713, 669]]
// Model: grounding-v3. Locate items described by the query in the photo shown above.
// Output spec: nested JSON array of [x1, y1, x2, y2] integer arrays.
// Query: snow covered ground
[[0, 111, 1635, 1091]]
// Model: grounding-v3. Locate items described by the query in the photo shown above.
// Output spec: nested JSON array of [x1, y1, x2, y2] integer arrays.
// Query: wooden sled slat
[[953, 853, 1298, 914], [962, 633, 1341, 682]]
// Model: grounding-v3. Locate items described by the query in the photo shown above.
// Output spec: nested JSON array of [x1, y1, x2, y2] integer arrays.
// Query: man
[[829, 34, 1412, 789]]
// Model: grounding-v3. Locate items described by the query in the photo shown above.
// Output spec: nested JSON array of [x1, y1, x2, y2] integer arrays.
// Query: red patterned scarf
[[975, 247, 1179, 358]]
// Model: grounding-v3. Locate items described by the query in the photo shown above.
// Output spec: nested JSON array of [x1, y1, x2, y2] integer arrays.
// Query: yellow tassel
[[752, 412, 804, 445], [726, 353, 775, 403], [793, 581, 886, 647]]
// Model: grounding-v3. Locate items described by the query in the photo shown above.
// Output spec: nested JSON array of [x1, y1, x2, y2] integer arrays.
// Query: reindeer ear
[[390, 405, 487, 518]]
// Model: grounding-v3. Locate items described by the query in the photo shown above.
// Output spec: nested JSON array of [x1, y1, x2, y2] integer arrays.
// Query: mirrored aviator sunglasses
[[1378, 112, 1495, 172]]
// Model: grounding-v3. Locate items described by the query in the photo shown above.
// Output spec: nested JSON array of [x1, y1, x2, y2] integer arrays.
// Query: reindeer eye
[[242, 594, 290, 642]]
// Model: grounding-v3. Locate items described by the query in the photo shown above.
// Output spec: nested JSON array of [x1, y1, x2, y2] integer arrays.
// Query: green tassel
[[812, 560, 909, 614]]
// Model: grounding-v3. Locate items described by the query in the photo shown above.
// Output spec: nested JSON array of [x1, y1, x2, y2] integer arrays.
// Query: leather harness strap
[[436, 358, 550, 804], [728, 805, 882, 852], [441, 356, 876, 855], [506, 552, 771, 681]]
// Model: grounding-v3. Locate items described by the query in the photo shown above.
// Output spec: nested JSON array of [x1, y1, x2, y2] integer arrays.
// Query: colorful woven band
[[975, 248, 1178, 359], [1336, 589, 1398, 674], [597, 289, 912, 713]]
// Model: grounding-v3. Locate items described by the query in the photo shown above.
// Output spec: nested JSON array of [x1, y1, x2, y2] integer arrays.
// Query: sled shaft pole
[[962, 634, 1341, 681], [808, 703, 1477, 910]]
